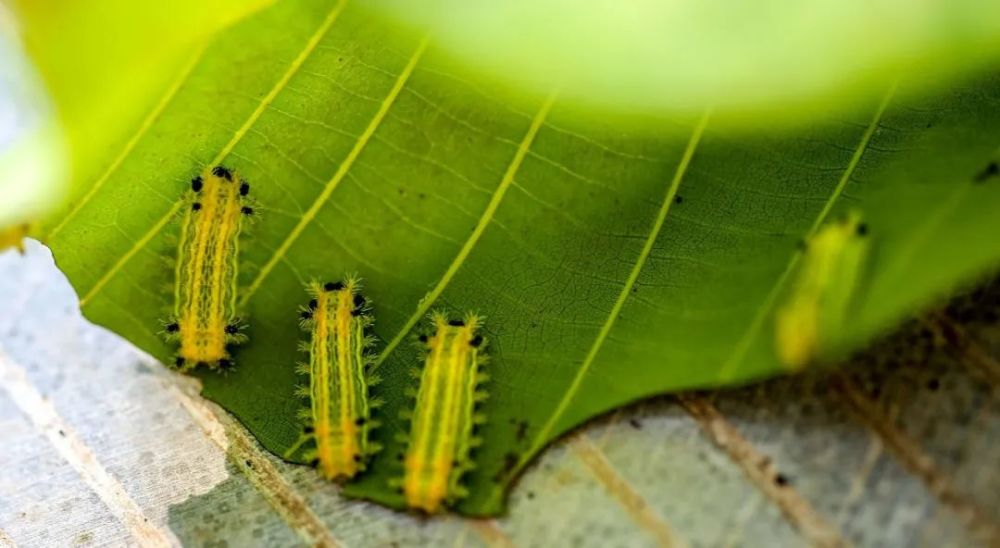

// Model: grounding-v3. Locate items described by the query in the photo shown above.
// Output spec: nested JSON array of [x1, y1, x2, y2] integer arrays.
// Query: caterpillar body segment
[[776, 211, 869, 369], [298, 278, 379, 481], [168, 165, 251, 370], [403, 312, 488, 513]]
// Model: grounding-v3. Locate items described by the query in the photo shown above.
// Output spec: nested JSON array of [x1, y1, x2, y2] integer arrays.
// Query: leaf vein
[[372, 92, 558, 370], [46, 43, 207, 240], [78, 0, 349, 306], [714, 82, 897, 382], [487, 109, 712, 508], [239, 36, 430, 305]]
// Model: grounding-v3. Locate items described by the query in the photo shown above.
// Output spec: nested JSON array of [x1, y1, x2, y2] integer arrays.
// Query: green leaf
[[27, 0, 1000, 515]]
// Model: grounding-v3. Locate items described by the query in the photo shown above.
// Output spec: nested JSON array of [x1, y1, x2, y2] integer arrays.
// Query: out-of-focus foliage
[[0, 14, 62, 231], [370, 0, 1000, 119], [0, 0, 272, 234]]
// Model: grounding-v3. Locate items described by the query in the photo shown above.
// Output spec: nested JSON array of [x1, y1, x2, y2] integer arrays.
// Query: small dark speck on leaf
[[973, 161, 999, 183], [515, 420, 529, 441], [494, 452, 519, 482], [629, 418, 642, 430]]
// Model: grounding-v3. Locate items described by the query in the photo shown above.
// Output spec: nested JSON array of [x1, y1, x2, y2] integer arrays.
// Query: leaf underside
[[41, 0, 1000, 515]]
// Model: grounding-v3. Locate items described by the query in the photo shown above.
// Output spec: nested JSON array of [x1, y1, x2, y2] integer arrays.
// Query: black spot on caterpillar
[[212, 165, 233, 181]]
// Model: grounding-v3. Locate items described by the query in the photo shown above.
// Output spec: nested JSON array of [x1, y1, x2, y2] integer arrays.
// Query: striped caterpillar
[[401, 312, 488, 513], [775, 210, 869, 369], [165, 165, 253, 371], [294, 277, 380, 480]]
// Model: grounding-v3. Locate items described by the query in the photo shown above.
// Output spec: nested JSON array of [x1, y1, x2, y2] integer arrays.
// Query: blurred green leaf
[[23, 0, 1000, 515], [0, 20, 62, 230], [370, 0, 1000, 119], [1, 0, 272, 230]]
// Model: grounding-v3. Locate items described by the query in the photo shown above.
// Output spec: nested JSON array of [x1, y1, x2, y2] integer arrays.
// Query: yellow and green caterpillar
[[776, 211, 869, 369], [295, 277, 380, 480], [401, 312, 488, 513], [166, 165, 253, 371]]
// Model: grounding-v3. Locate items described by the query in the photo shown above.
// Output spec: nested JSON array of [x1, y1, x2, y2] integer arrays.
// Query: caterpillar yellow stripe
[[165, 165, 252, 371], [296, 278, 380, 480], [402, 312, 488, 513], [776, 210, 869, 369]]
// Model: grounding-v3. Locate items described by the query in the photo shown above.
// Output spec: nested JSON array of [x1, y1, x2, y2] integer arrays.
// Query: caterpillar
[[165, 165, 252, 371], [775, 210, 869, 369], [401, 312, 488, 513], [295, 277, 380, 480]]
